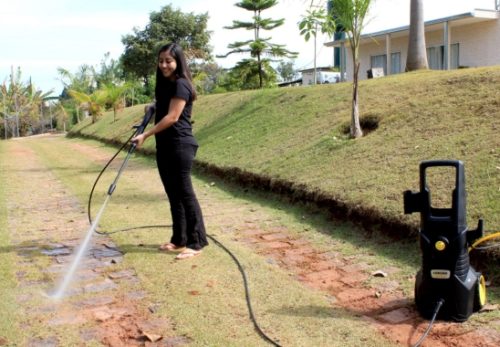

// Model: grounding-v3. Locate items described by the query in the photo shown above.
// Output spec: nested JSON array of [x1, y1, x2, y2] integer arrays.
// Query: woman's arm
[[132, 97, 186, 148]]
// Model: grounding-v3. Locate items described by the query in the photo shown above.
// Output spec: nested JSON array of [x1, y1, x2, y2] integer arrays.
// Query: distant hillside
[[69, 67, 500, 259]]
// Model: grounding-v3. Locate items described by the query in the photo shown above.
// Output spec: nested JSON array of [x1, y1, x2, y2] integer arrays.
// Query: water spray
[[48, 107, 155, 299]]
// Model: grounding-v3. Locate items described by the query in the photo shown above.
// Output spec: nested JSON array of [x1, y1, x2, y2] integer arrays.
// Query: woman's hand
[[144, 102, 156, 113], [131, 133, 146, 148]]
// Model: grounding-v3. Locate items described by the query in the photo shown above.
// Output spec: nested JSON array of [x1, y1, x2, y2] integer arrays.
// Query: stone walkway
[[4, 138, 189, 346]]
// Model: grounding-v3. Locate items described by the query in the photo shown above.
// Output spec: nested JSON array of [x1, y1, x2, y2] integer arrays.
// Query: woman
[[132, 43, 208, 260]]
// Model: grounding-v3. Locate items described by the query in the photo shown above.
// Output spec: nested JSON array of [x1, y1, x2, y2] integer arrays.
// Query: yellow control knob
[[435, 241, 446, 251]]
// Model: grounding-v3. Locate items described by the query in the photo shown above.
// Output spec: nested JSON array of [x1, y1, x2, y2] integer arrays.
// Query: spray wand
[[50, 107, 155, 299], [87, 107, 156, 232]]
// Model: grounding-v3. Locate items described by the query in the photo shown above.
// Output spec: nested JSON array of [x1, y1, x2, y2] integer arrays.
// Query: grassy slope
[[70, 67, 500, 255]]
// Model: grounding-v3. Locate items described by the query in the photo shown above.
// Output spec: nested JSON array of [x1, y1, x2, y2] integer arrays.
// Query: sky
[[0, 0, 496, 95]]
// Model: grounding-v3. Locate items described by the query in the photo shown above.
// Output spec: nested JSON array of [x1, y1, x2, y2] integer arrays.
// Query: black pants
[[156, 144, 208, 250]]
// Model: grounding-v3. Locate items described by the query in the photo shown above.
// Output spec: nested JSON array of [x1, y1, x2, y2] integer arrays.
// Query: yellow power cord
[[469, 231, 500, 252]]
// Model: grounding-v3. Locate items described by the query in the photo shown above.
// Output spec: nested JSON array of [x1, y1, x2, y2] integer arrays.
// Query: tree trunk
[[350, 62, 363, 138], [406, 0, 428, 71], [313, 24, 318, 85], [257, 53, 263, 88]]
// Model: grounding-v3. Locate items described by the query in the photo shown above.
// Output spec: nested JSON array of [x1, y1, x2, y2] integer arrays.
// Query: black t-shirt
[[155, 78, 197, 147]]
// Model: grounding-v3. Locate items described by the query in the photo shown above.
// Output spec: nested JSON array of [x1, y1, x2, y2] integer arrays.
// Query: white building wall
[[342, 18, 500, 81], [449, 19, 500, 67]]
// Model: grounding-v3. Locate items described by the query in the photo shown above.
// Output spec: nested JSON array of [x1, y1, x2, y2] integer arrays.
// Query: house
[[324, 6, 500, 81], [300, 67, 342, 85]]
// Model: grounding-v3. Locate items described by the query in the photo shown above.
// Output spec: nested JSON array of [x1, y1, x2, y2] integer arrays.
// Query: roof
[[299, 66, 335, 73], [325, 9, 499, 48]]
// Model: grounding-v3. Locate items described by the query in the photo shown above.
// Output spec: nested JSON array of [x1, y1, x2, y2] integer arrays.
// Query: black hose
[[413, 299, 444, 347], [207, 234, 282, 347], [86, 130, 281, 346]]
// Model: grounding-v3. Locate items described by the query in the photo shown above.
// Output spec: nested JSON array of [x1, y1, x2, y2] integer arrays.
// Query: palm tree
[[1, 67, 53, 137], [100, 83, 129, 122], [57, 66, 96, 124], [299, 7, 335, 85], [67, 89, 105, 124], [328, 0, 372, 139], [405, 0, 428, 71]]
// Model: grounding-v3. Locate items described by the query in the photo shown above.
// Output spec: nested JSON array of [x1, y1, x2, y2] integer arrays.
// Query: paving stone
[[16, 293, 32, 304], [44, 264, 66, 274], [107, 269, 136, 280], [92, 247, 123, 259], [377, 307, 417, 324], [17, 246, 40, 254], [27, 337, 59, 347], [337, 288, 374, 302], [73, 295, 116, 308], [264, 241, 290, 249], [55, 256, 71, 264], [80, 328, 101, 342], [16, 270, 27, 280], [259, 233, 289, 241], [48, 312, 87, 326], [155, 336, 191, 346], [91, 306, 114, 322], [74, 269, 101, 282], [126, 291, 147, 300], [41, 247, 72, 256], [83, 278, 118, 293], [299, 269, 343, 291], [80, 257, 116, 270]]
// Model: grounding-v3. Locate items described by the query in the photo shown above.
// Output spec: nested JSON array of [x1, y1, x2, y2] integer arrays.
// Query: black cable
[[86, 130, 281, 346], [413, 299, 444, 347]]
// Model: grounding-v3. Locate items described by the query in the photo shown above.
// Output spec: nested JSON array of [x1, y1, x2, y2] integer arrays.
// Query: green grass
[[70, 68, 499, 249], [0, 141, 20, 343]]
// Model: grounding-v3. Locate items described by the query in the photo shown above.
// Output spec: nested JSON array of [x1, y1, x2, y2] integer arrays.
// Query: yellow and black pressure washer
[[404, 160, 487, 322]]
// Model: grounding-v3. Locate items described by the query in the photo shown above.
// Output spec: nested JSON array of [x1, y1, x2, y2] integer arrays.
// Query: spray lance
[[51, 106, 155, 299], [105, 105, 155, 195], [86, 105, 155, 229]]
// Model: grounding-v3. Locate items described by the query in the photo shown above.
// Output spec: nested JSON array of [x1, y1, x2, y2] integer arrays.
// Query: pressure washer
[[404, 160, 487, 323]]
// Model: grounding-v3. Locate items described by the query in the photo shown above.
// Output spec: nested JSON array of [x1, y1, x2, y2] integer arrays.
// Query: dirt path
[[2, 134, 499, 347]]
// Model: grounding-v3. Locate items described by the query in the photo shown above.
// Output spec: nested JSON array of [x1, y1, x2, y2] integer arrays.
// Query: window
[[427, 43, 459, 70], [371, 52, 401, 74], [391, 52, 401, 74], [371, 54, 387, 75]]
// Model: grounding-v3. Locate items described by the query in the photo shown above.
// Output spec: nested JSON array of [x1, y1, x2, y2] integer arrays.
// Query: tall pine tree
[[218, 0, 297, 88]]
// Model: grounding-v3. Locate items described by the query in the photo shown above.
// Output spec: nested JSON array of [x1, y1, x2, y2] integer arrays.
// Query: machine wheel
[[474, 274, 487, 312]]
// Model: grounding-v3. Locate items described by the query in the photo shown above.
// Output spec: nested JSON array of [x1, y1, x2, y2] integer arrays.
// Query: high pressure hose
[[469, 231, 500, 252], [86, 116, 281, 347], [412, 299, 445, 347]]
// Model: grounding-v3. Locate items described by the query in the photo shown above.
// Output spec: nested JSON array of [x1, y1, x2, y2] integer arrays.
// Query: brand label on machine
[[431, 269, 451, 279]]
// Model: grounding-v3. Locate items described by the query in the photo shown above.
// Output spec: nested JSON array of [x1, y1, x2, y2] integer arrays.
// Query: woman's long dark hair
[[155, 43, 197, 101]]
